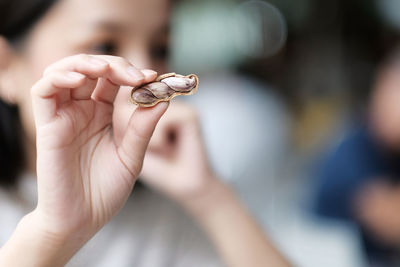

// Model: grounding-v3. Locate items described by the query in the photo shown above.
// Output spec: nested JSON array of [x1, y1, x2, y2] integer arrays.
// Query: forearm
[[183, 178, 291, 267], [0, 211, 88, 267]]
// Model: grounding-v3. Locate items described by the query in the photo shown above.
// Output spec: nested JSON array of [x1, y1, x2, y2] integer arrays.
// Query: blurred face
[[370, 63, 400, 150], [2, 0, 171, 159]]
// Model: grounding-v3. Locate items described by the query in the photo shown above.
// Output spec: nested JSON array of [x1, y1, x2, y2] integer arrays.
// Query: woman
[[0, 0, 290, 266]]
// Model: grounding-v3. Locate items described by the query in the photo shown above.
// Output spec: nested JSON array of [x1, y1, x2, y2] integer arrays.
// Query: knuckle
[[118, 56, 132, 66], [47, 73, 62, 89], [46, 70, 62, 80], [31, 75, 49, 96], [43, 65, 55, 76], [76, 53, 90, 61], [72, 53, 92, 64], [109, 55, 132, 67], [30, 82, 40, 96]]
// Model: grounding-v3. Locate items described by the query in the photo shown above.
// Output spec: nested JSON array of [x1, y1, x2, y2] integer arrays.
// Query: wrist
[[27, 209, 90, 248], [181, 177, 232, 218], [0, 211, 89, 267]]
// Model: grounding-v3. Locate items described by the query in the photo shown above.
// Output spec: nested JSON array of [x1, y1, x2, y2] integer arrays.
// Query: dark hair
[[0, 0, 57, 187]]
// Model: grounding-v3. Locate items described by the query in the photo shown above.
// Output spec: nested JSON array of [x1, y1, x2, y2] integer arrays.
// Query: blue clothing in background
[[314, 126, 400, 265]]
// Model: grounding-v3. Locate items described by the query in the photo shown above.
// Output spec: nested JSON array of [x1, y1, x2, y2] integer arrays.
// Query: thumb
[[117, 101, 169, 176]]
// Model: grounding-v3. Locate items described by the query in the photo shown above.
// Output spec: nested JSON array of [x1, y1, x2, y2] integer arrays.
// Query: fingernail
[[127, 66, 145, 80], [67, 72, 85, 81], [89, 57, 109, 67], [141, 69, 157, 77]]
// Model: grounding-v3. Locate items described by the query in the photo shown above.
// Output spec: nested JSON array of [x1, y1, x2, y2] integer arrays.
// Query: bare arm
[[185, 178, 290, 267], [141, 102, 291, 267]]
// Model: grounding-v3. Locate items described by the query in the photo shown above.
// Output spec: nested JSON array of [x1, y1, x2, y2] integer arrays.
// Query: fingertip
[[142, 69, 157, 76], [85, 58, 110, 78], [154, 100, 169, 111], [152, 101, 169, 119], [141, 69, 158, 82], [85, 56, 110, 76]]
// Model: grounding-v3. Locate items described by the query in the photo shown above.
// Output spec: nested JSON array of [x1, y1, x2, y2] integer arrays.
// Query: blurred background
[[169, 0, 400, 266]]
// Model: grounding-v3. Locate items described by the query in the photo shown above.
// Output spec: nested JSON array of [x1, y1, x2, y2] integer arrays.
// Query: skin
[[355, 181, 400, 245], [370, 63, 400, 149], [0, 0, 291, 266], [354, 61, 400, 246], [144, 103, 291, 267], [1, 0, 170, 172]]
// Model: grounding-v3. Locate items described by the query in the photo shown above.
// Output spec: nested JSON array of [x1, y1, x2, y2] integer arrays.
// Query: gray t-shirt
[[0, 173, 222, 267]]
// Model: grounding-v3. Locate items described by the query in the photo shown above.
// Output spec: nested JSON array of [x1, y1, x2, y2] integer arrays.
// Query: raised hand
[[140, 102, 215, 202], [31, 54, 168, 239]]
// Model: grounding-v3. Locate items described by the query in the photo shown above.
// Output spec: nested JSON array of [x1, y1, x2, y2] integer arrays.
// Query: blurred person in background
[[314, 47, 400, 266], [0, 0, 290, 266]]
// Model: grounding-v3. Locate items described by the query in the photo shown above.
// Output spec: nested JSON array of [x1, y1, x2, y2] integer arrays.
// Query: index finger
[[43, 54, 147, 87]]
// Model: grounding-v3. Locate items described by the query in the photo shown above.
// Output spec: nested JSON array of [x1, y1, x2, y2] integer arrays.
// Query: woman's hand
[[140, 101, 216, 203], [31, 54, 168, 241]]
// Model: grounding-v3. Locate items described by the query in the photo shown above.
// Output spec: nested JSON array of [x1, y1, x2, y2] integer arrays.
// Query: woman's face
[[4, 0, 170, 155]]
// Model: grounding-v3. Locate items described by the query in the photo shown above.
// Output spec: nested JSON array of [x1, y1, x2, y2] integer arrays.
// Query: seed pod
[[130, 72, 199, 107]]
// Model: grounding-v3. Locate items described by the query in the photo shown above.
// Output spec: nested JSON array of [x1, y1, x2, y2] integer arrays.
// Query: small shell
[[161, 76, 196, 92], [130, 73, 199, 107], [141, 82, 175, 99], [131, 89, 157, 104]]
